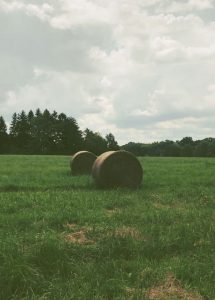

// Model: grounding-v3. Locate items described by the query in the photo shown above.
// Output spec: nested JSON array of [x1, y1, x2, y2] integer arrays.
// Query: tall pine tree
[[0, 116, 8, 153], [57, 114, 83, 154]]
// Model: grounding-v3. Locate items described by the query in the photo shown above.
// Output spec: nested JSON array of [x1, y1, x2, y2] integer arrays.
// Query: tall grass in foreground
[[0, 155, 214, 299]]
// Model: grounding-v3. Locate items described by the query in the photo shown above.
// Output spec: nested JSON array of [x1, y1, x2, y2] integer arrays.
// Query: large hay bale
[[92, 150, 143, 188], [70, 151, 97, 175]]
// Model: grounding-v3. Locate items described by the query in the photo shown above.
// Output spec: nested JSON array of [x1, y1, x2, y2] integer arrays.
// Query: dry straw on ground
[[70, 151, 97, 175], [92, 150, 143, 188], [125, 273, 203, 300], [113, 226, 143, 240], [148, 273, 203, 300], [66, 230, 89, 244], [64, 226, 93, 245]]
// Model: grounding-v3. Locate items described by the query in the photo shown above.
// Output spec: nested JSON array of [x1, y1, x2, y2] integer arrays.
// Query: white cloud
[[0, 1, 53, 20], [50, 0, 113, 29], [2, 67, 115, 123], [101, 77, 112, 88], [1, 0, 215, 143], [0, 0, 24, 12], [26, 3, 53, 21], [150, 35, 215, 62], [161, 0, 214, 13], [207, 84, 215, 93]]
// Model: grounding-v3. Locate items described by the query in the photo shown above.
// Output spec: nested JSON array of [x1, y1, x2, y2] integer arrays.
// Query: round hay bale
[[92, 150, 143, 188], [70, 151, 97, 175]]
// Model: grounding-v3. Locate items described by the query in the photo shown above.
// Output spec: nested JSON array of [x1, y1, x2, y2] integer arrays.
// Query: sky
[[0, 0, 215, 144]]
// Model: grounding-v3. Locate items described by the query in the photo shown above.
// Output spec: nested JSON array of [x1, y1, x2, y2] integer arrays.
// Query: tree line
[[122, 137, 215, 157], [0, 109, 215, 156], [0, 109, 119, 155]]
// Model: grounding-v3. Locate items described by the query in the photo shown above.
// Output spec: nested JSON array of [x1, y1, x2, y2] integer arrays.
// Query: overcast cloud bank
[[0, 0, 215, 144]]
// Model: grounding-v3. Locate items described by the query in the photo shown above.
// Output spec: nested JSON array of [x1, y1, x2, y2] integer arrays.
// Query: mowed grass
[[0, 155, 214, 300]]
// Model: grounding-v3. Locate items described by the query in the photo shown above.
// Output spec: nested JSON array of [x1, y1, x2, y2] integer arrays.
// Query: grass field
[[0, 155, 214, 300]]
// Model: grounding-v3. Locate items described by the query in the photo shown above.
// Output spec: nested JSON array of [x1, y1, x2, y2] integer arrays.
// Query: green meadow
[[0, 155, 214, 299]]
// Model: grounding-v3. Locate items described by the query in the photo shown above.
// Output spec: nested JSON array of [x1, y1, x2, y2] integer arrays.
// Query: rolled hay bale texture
[[70, 151, 97, 175], [92, 150, 143, 188]]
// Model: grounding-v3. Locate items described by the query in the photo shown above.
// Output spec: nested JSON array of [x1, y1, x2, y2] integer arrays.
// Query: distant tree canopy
[[0, 109, 119, 155], [122, 137, 215, 157], [0, 110, 214, 157], [106, 133, 119, 151]]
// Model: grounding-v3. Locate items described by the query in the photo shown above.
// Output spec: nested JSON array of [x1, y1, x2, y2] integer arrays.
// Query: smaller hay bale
[[70, 151, 97, 175], [92, 150, 143, 188]]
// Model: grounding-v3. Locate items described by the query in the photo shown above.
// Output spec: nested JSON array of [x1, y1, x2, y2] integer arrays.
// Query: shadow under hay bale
[[70, 151, 97, 175], [92, 150, 143, 188]]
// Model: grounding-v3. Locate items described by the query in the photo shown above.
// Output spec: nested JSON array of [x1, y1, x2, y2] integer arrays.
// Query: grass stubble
[[0, 155, 214, 299]]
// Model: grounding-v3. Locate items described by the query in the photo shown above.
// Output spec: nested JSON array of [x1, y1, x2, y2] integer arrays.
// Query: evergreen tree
[[9, 113, 18, 153], [41, 109, 56, 154], [16, 111, 31, 153], [30, 109, 43, 154], [5, 108, 215, 157], [57, 114, 83, 154], [0, 116, 7, 133], [27, 110, 35, 152], [10, 113, 18, 137], [30, 109, 54, 154], [0, 116, 8, 153], [35, 108, 42, 117]]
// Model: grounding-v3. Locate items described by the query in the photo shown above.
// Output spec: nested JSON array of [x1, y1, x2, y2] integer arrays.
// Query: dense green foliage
[[1, 110, 215, 157], [0, 155, 214, 299], [0, 109, 119, 155], [122, 137, 215, 157], [0, 116, 8, 153]]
